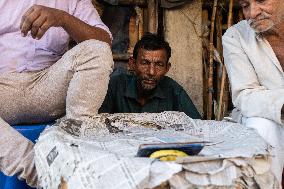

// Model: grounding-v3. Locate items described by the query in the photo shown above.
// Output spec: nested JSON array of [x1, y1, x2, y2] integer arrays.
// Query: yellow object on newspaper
[[149, 150, 189, 161]]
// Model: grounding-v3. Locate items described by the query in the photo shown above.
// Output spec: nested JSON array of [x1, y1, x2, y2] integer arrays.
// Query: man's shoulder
[[160, 76, 184, 91], [109, 73, 133, 85], [223, 20, 256, 41]]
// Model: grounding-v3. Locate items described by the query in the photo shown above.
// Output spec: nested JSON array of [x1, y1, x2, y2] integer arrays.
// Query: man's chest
[[266, 38, 284, 72], [0, 0, 70, 34], [121, 98, 174, 113], [271, 45, 284, 72], [244, 41, 284, 88]]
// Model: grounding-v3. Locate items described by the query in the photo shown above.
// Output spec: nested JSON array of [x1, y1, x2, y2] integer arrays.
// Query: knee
[[69, 39, 114, 72], [78, 39, 112, 58]]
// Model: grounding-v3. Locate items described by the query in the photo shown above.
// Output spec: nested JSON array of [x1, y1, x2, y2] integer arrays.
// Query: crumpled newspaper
[[34, 112, 278, 189]]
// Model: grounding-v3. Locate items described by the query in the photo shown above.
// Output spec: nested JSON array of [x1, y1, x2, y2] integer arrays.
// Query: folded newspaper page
[[34, 112, 278, 189]]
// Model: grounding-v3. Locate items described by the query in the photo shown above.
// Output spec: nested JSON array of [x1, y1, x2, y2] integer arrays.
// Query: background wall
[[164, 0, 203, 115]]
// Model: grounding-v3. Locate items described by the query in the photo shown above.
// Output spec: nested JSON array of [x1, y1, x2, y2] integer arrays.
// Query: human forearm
[[233, 88, 284, 125], [61, 12, 111, 45], [20, 5, 111, 46]]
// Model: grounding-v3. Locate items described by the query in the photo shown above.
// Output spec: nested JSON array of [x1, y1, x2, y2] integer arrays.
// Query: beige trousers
[[0, 40, 113, 187]]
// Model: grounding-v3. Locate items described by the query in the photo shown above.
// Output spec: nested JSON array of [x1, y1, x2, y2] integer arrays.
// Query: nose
[[249, 1, 261, 19], [147, 63, 156, 76]]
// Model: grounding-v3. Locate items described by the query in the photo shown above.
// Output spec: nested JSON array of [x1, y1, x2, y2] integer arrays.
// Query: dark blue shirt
[[99, 74, 201, 119]]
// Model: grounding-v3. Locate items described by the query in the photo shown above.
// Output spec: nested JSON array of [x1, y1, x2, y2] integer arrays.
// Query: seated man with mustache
[[222, 0, 284, 185], [99, 33, 201, 119]]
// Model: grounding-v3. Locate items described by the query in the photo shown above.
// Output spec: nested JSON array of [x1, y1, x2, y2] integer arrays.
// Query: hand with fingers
[[20, 5, 66, 40]]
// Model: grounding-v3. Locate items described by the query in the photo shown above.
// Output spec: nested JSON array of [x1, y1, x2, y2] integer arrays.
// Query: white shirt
[[222, 20, 284, 125], [0, 0, 111, 73]]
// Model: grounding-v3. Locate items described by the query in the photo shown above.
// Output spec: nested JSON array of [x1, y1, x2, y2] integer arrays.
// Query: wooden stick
[[136, 6, 144, 39], [202, 9, 209, 118], [216, 6, 223, 102], [207, 0, 218, 120], [148, 0, 158, 33], [128, 14, 139, 54], [227, 0, 234, 27], [216, 0, 234, 121]]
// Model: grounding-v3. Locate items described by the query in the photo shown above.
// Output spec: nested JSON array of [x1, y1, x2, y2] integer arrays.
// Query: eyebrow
[[238, 0, 249, 4]]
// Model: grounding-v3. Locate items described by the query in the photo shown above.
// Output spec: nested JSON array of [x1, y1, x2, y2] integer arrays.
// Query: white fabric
[[0, 40, 113, 187], [0, 0, 111, 73], [222, 20, 284, 125], [242, 117, 284, 186], [34, 113, 274, 189]]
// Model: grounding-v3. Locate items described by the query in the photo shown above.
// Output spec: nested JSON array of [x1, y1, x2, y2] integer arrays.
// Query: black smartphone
[[136, 142, 204, 157]]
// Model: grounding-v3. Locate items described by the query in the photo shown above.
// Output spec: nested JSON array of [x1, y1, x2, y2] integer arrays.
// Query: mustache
[[248, 15, 269, 25], [141, 76, 157, 82]]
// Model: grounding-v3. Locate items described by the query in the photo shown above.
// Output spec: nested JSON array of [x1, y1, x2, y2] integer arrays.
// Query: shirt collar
[[124, 76, 166, 100], [255, 32, 264, 41], [244, 20, 263, 41]]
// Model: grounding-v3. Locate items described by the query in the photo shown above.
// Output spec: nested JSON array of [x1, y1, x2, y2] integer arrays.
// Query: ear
[[128, 57, 135, 72], [166, 62, 171, 73]]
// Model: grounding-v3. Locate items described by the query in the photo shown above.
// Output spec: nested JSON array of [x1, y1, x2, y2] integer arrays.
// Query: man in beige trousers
[[223, 0, 284, 186], [0, 0, 113, 187]]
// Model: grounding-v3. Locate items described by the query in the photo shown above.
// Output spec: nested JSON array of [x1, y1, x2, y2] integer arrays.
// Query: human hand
[[20, 5, 66, 40]]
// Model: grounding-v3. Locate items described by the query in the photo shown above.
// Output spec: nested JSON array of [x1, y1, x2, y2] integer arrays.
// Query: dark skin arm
[[20, 5, 111, 46]]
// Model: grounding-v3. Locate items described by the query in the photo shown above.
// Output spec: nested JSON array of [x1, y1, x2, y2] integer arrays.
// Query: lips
[[143, 79, 156, 85]]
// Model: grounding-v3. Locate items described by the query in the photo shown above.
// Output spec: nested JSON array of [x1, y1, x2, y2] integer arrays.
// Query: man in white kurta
[[222, 0, 284, 185]]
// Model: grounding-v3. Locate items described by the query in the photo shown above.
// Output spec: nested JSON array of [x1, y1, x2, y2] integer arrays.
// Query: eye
[[141, 60, 150, 65], [156, 62, 165, 67], [240, 2, 249, 9], [239, 0, 250, 9], [257, 0, 266, 3]]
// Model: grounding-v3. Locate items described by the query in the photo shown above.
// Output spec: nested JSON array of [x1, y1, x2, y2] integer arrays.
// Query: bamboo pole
[[202, 9, 209, 118], [148, 0, 158, 33], [128, 14, 139, 54], [207, 0, 218, 120], [216, 7, 223, 103], [216, 0, 234, 120], [136, 6, 144, 39]]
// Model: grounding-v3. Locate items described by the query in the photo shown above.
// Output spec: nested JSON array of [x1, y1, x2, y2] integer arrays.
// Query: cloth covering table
[[34, 112, 278, 189]]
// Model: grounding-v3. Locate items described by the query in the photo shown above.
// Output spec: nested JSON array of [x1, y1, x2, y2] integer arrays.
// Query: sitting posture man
[[222, 0, 284, 184], [99, 33, 201, 119], [0, 0, 113, 187]]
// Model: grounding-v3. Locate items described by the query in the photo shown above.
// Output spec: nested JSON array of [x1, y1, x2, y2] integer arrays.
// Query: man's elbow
[[93, 28, 112, 47]]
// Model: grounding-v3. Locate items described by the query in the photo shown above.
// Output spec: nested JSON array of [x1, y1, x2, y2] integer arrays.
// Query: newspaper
[[34, 112, 278, 189]]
